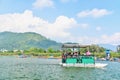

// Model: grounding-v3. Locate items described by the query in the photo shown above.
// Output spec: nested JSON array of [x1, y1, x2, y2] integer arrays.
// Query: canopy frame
[[62, 43, 90, 48]]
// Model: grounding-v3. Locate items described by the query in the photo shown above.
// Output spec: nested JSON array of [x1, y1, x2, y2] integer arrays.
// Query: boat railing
[[62, 54, 95, 64]]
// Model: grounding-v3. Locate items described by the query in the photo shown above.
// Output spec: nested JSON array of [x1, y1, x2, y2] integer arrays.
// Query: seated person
[[86, 51, 91, 56]]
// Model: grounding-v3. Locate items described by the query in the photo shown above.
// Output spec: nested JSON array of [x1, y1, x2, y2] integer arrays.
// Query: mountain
[[0, 31, 117, 51], [98, 44, 117, 51], [0, 31, 62, 50]]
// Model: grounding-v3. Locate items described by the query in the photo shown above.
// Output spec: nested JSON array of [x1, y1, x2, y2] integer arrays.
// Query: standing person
[[86, 51, 91, 56], [106, 49, 110, 61], [62, 53, 66, 63]]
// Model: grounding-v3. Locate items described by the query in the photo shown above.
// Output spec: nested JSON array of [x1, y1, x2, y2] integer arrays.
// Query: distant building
[[117, 45, 120, 52], [13, 49, 18, 52], [0, 49, 8, 52]]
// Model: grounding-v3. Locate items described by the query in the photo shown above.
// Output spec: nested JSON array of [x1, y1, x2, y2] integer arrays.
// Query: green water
[[0, 56, 120, 80]]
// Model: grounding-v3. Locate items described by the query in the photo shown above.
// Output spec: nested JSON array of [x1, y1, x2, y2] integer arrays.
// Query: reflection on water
[[0, 56, 120, 80]]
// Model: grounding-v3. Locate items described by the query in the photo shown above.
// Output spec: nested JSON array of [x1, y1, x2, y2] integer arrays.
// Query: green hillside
[[0, 32, 61, 50]]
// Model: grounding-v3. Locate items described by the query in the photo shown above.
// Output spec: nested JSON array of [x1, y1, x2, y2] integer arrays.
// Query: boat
[[18, 54, 27, 58], [60, 63, 107, 68], [60, 43, 107, 68]]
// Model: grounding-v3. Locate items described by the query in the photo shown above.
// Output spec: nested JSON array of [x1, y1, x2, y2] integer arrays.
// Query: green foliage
[[94, 53, 106, 58], [0, 32, 61, 50], [47, 47, 57, 53], [89, 44, 105, 53], [0, 32, 119, 58], [0, 48, 120, 58], [110, 52, 120, 58]]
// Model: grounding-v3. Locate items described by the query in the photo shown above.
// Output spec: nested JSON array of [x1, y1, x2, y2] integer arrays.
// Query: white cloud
[[0, 10, 77, 39], [64, 33, 120, 45], [96, 26, 102, 31], [90, 33, 120, 45], [33, 0, 54, 9], [77, 8, 112, 18], [79, 24, 89, 29], [87, 33, 120, 45], [0, 10, 119, 45], [60, 0, 77, 3], [61, 0, 69, 3], [100, 33, 120, 45], [43, 16, 77, 38]]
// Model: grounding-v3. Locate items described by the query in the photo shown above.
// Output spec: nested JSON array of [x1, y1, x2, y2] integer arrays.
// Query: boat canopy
[[62, 44, 90, 48]]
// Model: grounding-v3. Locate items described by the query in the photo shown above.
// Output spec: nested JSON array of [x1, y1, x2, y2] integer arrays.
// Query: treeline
[[0, 44, 120, 58], [80, 44, 105, 53], [0, 47, 61, 57]]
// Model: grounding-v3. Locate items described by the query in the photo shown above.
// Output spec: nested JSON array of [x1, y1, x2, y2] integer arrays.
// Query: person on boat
[[86, 50, 91, 56], [72, 52, 78, 58], [67, 52, 72, 58], [106, 49, 110, 60], [78, 51, 81, 56], [62, 53, 66, 63]]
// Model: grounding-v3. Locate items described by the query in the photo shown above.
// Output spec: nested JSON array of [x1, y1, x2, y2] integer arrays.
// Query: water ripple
[[0, 56, 120, 80]]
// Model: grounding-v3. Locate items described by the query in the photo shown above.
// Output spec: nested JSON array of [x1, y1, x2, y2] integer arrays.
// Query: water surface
[[0, 56, 120, 80]]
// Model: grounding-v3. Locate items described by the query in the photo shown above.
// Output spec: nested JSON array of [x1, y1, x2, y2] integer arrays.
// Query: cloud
[[60, 0, 78, 3], [33, 0, 54, 9], [87, 33, 120, 45], [65, 33, 120, 45], [60, 0, 69, 3], [43, 16, 77, 38], [96, 26, 102, 31], [100, 33, 120, 45], [68, 36, 99, 45], [1, 10, 119, 45], [77, 8, 112, 18], [0, 10, 77, 39], [79, 24, 89, 29]]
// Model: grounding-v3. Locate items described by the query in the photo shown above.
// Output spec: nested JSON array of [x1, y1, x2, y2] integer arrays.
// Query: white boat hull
[[59, 63, 107, 68]]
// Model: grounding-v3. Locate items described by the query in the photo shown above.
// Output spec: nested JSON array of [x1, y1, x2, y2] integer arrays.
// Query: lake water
[[0, 56, 120, 80]]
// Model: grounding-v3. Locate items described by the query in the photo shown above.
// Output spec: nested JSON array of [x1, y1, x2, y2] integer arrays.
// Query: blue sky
[[0, 0, 120, 45]]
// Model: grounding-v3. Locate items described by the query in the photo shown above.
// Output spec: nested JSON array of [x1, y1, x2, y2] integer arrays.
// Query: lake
[[0, 56, 120, 80]]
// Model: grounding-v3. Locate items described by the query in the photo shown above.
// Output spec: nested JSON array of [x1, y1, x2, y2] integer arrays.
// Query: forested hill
[[0, 32, 61, 50]]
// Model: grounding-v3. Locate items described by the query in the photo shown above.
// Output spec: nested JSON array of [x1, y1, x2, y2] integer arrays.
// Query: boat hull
[[60, 63, 107, 68]]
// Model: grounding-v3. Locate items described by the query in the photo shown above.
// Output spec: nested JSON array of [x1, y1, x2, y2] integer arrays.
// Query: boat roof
[[62, 43, 90, 48]]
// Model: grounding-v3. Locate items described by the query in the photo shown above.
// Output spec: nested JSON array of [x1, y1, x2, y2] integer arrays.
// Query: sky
[[0, 0, 120, 45]]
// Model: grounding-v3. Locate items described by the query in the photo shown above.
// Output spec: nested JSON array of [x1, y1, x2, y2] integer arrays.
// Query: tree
[[47, 48, 55, 53]]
